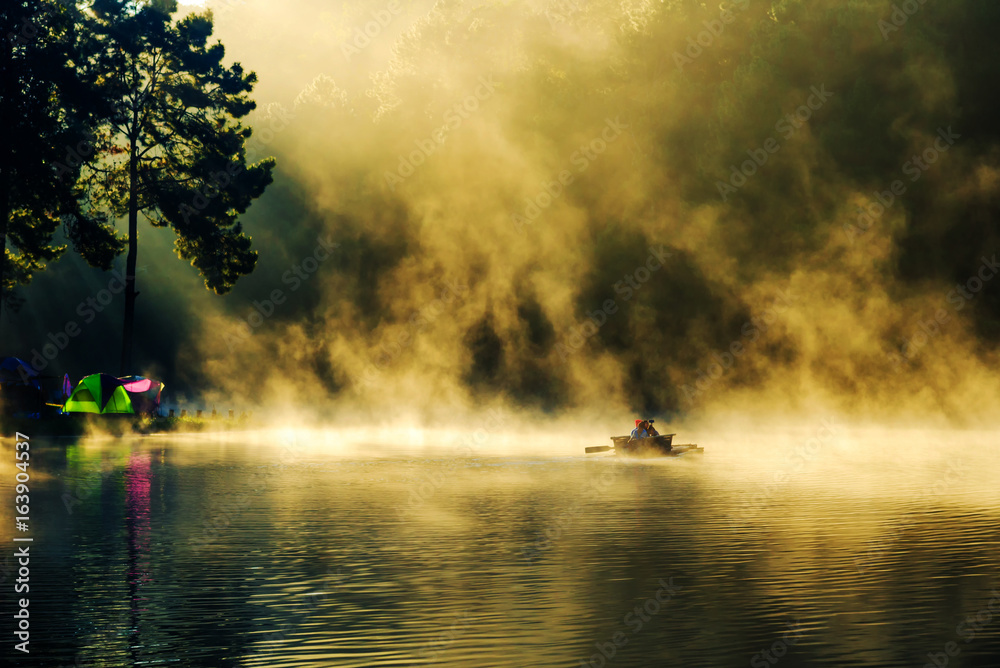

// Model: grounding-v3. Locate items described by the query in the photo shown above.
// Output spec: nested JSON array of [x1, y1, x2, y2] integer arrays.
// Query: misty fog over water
[[2, 431, 998, 667]]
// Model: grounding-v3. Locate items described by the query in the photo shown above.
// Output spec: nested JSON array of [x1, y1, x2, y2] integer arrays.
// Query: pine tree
[[84, 0, 275, 374]]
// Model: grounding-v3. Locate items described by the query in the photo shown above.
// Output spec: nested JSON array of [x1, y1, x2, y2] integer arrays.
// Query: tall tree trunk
[[120, 131, 139, 376]]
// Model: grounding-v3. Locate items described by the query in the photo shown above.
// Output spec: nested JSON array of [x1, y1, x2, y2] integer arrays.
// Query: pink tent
[[118, 376, 164, 415]]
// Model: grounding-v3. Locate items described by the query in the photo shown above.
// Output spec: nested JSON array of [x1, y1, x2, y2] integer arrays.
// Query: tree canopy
[[83, 0, 275, 372], [0, 0, 124, 319]]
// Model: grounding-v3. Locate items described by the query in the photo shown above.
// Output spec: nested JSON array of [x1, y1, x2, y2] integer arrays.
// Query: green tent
[[63, 374, 135, 414]]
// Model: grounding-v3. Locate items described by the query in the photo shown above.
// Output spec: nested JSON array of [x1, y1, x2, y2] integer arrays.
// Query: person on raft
[[630, 419, 649, 440], [646, 419, 659, 437]]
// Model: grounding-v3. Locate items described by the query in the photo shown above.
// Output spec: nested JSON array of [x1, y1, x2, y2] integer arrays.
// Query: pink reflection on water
[[125, 452, 153, 608]]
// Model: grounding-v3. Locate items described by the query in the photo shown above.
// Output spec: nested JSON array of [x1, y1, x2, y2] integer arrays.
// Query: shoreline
[[1, 414, 256, 439]]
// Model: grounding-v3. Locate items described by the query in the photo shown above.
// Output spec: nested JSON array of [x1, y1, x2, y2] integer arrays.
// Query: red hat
[[635, 419, 643, 426]]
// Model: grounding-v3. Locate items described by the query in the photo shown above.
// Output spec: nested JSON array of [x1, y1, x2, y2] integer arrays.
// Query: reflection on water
[[1, 429, 998, 667], [125, 452, 151, 667]]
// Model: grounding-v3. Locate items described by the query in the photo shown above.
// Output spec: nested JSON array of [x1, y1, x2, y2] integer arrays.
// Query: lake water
[[2, 424, 999, 667]]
